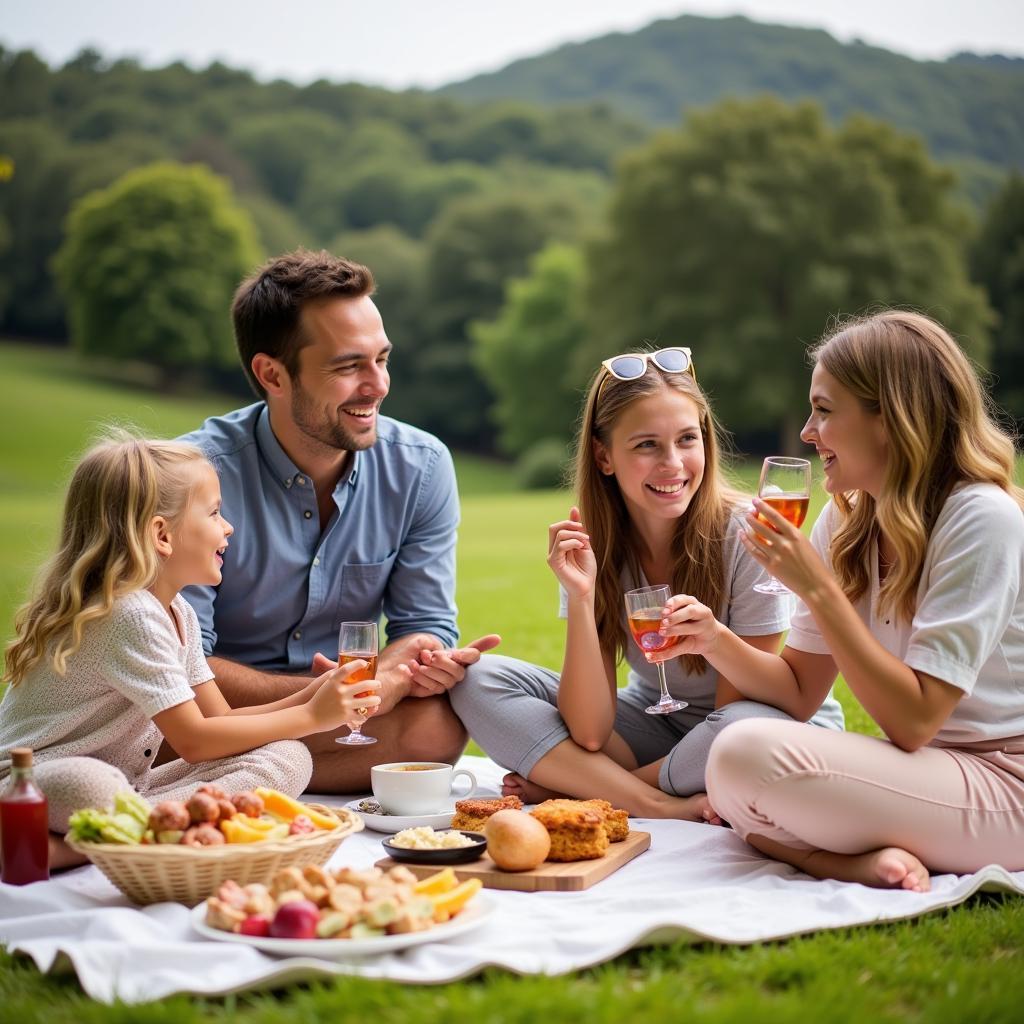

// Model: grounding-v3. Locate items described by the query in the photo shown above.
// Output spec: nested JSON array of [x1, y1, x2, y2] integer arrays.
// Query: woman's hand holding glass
[[741, 497, 832, 598], [547, 506, 597, 598], [645, 594, 722, 663]]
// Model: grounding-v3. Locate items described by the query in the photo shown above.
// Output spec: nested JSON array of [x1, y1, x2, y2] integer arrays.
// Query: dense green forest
[[443, 14, 1024, 200], [0, 44, 648, 450], [0, 13, 1021, 465]]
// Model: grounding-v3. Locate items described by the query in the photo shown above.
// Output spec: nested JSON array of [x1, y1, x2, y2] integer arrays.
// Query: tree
[[0, 121, 167, 338], [413, 189, 591, 449], [54, 161, 261, 387], [329, 224, 427, 425], [473, 242, 588, 457], [228, 111, 342, 206], [585, 97, 992, 452], [972, 174, 1024, 423]]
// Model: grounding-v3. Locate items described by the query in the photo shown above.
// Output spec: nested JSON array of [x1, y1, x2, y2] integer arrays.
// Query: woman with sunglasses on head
[[451, 347, 844, 820], [672, 311, 1024, 891]]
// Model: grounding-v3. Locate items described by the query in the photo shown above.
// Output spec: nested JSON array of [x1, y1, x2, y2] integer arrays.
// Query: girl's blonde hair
[[813, 310, 1024, 622], [574, 359, 743, 674], [4, 431, 208, 686]]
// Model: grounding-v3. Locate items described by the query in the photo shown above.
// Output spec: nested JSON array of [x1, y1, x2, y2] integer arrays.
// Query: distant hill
[[440, 15, 1024, 171]]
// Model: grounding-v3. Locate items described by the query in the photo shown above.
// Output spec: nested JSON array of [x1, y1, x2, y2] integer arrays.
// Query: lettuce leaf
[[66, 791, 152, 844], [114, 790, 152, 828]]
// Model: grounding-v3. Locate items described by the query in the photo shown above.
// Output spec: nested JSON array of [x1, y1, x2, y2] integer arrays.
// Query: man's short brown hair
[[231, 249, 375, 398]]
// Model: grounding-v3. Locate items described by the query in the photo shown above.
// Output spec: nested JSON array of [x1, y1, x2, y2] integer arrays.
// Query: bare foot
[[870, 847, 931, 892], [798, 845, 931, 892], [696, 794, 725, 827], [500, 773, 567, 803], [652, 792, 719, 823]]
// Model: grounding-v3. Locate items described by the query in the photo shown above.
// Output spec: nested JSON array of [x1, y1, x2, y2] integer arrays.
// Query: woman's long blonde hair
[[574, 360, 742, 674], [813, 310, 1023, 622], [4, 431, 208, 686]]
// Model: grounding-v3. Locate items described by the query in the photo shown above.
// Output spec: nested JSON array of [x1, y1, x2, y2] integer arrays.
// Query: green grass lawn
[[1, 341, 1022, 1020]]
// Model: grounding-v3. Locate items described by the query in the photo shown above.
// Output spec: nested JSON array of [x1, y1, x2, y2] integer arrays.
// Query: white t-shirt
[[0, 590, 213, 784], [787, 483, 1024, 745], [561, 511, 845, 726]]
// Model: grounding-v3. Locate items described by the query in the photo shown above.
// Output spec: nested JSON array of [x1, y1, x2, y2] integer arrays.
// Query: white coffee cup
[[370, 761, 478, 816]]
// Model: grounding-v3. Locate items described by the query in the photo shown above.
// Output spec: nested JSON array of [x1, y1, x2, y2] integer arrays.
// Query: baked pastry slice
[[450, 795, 523, 832], [530, 800, 609, 861], [579, 799, 629, 842]]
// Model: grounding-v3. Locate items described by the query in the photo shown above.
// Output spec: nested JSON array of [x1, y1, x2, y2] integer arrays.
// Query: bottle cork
[[10, 748, 33, 768]]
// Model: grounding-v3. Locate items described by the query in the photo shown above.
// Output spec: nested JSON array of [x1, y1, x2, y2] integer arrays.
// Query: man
[[180, 249, 499, 791]]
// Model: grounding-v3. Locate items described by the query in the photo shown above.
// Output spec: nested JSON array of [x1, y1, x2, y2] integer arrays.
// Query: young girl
[[670, 311, 1024, 891], [452, 348, 844, 819], [0, 433, 379, 868]]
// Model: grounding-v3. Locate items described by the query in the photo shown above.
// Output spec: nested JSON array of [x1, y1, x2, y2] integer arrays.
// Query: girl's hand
[[740, 498, 831, 597], [647, 595, 721, 662], [547, 506, 597, 598], [306, 661, 382, 732]]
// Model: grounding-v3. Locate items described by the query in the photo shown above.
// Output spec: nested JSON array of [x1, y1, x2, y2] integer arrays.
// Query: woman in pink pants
[[654, 310, 1024, 892]]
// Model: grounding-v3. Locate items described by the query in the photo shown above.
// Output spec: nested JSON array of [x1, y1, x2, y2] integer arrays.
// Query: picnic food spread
[[376, 798, 649, 892], [449, 796, 629, 866], [66, 784, 341, 847], [203, 863, 482, 939]]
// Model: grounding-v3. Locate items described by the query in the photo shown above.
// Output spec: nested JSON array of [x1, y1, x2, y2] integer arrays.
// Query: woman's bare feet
[[750, 835, 932, 892], [503, 771, 719, 824], [652, 792, 720, 823], [807, 846, 931, 891], [864, 847, 931, 892], [500, 772, 567, 803]]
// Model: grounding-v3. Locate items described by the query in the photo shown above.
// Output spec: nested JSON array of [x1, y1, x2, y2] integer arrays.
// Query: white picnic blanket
[[1, 755, 1022, 1004]]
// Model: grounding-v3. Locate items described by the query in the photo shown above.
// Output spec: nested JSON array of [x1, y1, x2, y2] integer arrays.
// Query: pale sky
[[2, 0, 1022, 89]]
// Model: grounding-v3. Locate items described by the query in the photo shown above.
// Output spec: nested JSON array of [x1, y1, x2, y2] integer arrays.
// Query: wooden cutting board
[[375, 829, 651, 892]]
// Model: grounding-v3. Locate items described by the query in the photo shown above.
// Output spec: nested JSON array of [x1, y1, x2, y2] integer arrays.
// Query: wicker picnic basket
[[67, 804, 363, 907]]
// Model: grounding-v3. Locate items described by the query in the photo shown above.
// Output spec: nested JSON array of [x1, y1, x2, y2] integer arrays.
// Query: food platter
[[189, 894, 495, 958]]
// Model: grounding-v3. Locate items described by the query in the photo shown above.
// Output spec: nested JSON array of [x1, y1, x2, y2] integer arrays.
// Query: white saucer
[[345, 798, 455, 834]]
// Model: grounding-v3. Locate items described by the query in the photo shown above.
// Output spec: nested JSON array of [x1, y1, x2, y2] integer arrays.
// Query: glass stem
[[656, 662, 670, 701]]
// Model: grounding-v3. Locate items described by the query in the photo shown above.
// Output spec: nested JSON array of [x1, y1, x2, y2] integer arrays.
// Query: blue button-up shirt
[[180, 403, 459, 672]]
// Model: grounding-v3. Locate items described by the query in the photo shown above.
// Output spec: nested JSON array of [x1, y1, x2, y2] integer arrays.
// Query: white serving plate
[[190, 894, 494, 958]]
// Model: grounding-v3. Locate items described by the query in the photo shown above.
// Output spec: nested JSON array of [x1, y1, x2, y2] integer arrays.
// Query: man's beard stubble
[[290, 379, 378, 455]]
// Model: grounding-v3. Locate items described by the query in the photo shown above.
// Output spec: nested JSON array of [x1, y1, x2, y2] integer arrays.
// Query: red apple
[[269, 899, 320, 939], [239, 915, 272, 937], [288, 814, 316, 836]]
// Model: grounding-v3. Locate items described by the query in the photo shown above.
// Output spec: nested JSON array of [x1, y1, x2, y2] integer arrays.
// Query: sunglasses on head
[[600, 347, 696, 385]]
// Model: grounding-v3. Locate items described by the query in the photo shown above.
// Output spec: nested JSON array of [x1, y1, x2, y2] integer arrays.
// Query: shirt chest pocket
[[337, 553, 398, 621]]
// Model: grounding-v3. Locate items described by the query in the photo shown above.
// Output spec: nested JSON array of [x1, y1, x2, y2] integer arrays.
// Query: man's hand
[[408, 634, 502, 697]]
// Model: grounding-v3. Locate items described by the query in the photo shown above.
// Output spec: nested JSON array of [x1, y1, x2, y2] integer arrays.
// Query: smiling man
[[179, 249, 498, 792]]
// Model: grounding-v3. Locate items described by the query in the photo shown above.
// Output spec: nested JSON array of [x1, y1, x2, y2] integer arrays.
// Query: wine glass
[[334, 620, 379, 746], [752, 456, 812, 596], [624, 585, 689, 715]]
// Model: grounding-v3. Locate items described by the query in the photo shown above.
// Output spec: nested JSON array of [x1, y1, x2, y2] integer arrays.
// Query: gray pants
[[452, 654, 794, 796], [33, 741, 313, 833]]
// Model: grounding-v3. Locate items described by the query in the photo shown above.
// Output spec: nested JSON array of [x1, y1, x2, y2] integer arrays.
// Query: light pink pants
[[706, 719, 1024, 874]]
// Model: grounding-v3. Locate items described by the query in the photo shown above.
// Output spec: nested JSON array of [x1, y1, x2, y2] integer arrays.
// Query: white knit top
[[0, 590, 213, 785]]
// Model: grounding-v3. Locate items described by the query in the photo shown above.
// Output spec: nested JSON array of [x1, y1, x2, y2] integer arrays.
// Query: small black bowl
[[381, 831, 487, 865]]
